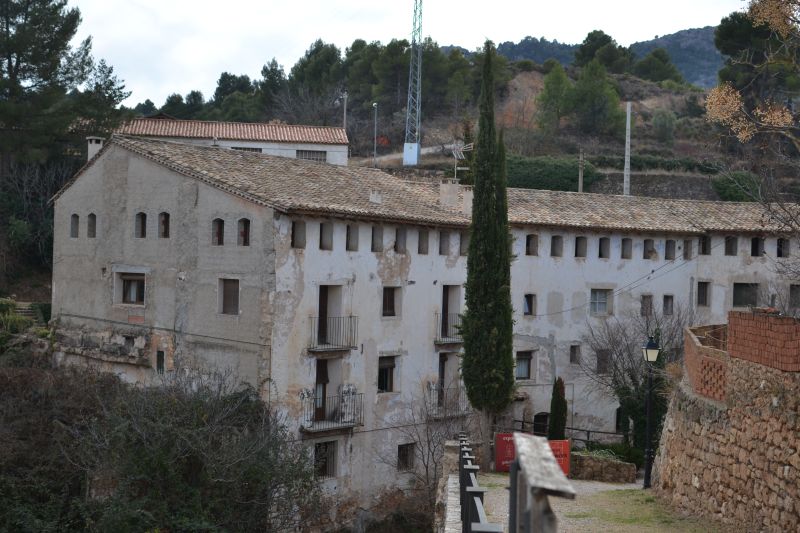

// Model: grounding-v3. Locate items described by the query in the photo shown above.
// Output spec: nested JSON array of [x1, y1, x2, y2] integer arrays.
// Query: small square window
[[378, 356, 395, 392], [640, 295, 653, 316], [291, 221, 306, 249], [724, 236, 738, 256], [397, 443, 415, 471], [575, 236, 587, 258], [372, 226, 384, 252], [697, 281, 710, 307], [665, 239, 675, 260], [643, 239, 656, 260], [439, 231, 450, 255], [515, 351, 532, 380], [550, 235, 563, 257], [120, 274, 145, 305], [733, 283, 758, 307], [523, 294, 536, 316], [382, 287, 399, 317], [459, 232, 469, 256], [751, 237, 765, 257], [663, 295, 674, 316], [395, 227, 407, 253], [346, 224, 359, 251], [569, 345, 581, 365], [598, 237, 610, 259], [525, 234, 538, 256], [596, 349, 610, 374], [590, 289, 612, 315], [418, 229, 429, 254], [319, 222, 333, 250], [219, 278, 240, 315], [314, 441, 336, 478], [621, 238, 632, 259], [699, 235, 711, 255]]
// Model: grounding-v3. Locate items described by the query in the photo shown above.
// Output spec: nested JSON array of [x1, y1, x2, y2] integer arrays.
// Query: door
[[318, 286, 329, 345], [438, 354, 447, 406], [441, 286, 450, 338], [314, 359, 328, 421]]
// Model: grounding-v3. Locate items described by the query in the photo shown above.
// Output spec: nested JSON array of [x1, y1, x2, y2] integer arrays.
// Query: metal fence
[[512, 419, 627, 445], [435, 313, 463, 342], [300, 392, 364, 432], [308, 316, 358, 350], [427, 384, 471, 418], [457, 434, 502, 532]]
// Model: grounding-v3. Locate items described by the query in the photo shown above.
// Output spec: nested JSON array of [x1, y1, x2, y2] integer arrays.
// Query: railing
[[435, 313, 463, 342], [300, 392, 364, 432], [512, 419, 627, 445], [509, 433, 576, 532], [457, 434, 502, 532], [427, 384, 471, 418], [308, 316, 358, 350]]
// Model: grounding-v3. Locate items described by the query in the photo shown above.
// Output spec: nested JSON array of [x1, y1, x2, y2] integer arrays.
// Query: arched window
[[159, 212, 170, 238], [532, 412, 550, 436], [212, 218, 224, 245], [238, 218, 250, 246], [135, 212, 147, 238], [87, 213, 96, 238], [70, 214, 79, 238]]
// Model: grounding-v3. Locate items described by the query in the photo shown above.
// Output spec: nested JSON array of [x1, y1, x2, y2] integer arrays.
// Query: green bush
[[586, 441, 645, 469], [0, 313, 33, 334], [30, 302, 52, 323], [0, 298, 16, 315], [652, 109, 677, 144], [548, 377, 568, 440], [507, 155, 603, 191], [712, 171, 759, 202], [589, 154, 719, 174]]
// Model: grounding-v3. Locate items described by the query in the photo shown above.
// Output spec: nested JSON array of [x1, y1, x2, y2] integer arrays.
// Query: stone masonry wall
[[570, 453, 636, 483], [654, 357, 800, 532]]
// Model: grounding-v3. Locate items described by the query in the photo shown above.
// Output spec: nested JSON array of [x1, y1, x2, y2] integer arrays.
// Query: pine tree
[[461, 41, 515, 415], [547, 377, 568, 440]]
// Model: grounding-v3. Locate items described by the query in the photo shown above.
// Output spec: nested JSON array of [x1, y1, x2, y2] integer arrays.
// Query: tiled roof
[[117, 117, 348, 145], [57, 135, 783, 235]]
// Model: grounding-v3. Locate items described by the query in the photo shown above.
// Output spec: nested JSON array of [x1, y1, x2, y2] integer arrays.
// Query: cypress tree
[[547, 377, 568, 440], [461, 41, 515, 415]]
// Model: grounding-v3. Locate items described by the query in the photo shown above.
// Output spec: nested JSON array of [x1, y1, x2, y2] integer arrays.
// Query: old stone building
[[51, 135, 792, 523]]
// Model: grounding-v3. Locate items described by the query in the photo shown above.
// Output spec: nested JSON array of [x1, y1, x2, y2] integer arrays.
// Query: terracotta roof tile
[[117, 117, 348, 145], [64, 135, 783, 235]]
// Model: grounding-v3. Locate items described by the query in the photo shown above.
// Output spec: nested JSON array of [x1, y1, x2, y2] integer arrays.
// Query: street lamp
[[642, 335, 660, 489], [372, 102, 378, 168]]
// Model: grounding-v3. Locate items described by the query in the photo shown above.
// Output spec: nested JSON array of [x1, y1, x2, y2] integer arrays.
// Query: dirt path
[[480, 472, 719, 532]]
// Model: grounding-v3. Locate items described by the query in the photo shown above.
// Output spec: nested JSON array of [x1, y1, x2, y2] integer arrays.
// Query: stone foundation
[[569, 453, 636, 483]]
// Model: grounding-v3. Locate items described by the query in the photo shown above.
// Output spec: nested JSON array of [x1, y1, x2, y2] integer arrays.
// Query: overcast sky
[[69, 0, 745, 107]]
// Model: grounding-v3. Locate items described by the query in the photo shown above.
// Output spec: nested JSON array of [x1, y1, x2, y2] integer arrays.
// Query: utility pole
[[403, 0, 423, 166], [342, 91, 348, 131], [372, 102, 378, 168], [578, 149, 584, 193], [623, 101, 632, 196]]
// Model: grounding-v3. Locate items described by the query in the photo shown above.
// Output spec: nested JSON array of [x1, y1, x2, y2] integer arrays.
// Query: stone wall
[[570, 453, 636, 483], [655, 357, 800, 531], [589, 172, 719, 200]]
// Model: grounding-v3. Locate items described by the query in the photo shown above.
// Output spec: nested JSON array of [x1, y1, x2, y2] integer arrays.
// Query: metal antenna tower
[[403, 0, 422, 166]]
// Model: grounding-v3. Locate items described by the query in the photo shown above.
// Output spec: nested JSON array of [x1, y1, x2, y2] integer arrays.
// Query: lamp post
[[372, 102, 378, 168], [642, 335, 661, 489]]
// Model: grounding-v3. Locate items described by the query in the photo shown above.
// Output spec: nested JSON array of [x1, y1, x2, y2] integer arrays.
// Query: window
[[515, 351, 532, 380], [418, 229, 429, 254], [395, 227, 407, 253], [699, 235, 711, 255], [212, 218, 224, 245], [121, 274, 145, 305], [439, 231, 450, 255], [778, 238, 791, 258], [397, 443, 415, 471], [596, 349, 610, 374], [291, 220, 306, 248], [238, 218, 250, 246], [346, 224, 359, 251], [615, 407, 626, 433], [372, 226, 383, 252], [525, 234, 538, 256], [575, 236, 587, 258], [230, 146, 262, 153], [697, 281, 710, 307], [724, 236, 737, 256], [598, 237, 610, 259], [570, 345, 581, 365], [378, 356, 395, 392], [87, 213, 96, 238], [751, 237, 765, 256], [382, 287, 399, 317], [135, 212, 146, 238], [314, 441, 336, 478], [665, 239, 675, 260], [459, 232, 469, 256], [590, 289, 612, 315], [70, 214, 80, 238], [296, 149, 327, 163], [733, 283, 759, 307], [532, 412, 549, 436], [641, 294, 653, 316], [550, 235, 563, 257], [523, 294, 536, 316], [663, 295, 674, 316], [790, 285, 800, 309], [219, 279, 240, 315], [156, 350, 165, 374], [621, 238, 632, 259], [683, 239, 693, 260], [643, 239, 656, 259], [319, 222, 333, 250]]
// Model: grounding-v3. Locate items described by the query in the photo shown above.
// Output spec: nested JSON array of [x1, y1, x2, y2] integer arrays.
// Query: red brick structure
[[683, 324, 728, 401], [727, 311, 800, 372]]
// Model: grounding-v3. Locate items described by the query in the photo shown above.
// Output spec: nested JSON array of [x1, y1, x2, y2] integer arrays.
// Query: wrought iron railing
[[427, 384, 471, 418], [300, 392, 364, 432], [435, 312, 463, 342], [308, 316, 358, 350]]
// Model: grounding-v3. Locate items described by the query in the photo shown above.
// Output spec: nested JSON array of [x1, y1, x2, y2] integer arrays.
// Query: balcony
[[426, 383, 471, 418], [434, 313, 463, 343], [300, 392, 364, 433], [308, 316, 358, 351]]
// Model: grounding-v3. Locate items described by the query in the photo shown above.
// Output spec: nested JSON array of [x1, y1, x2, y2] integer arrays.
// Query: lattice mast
[[403, 0, 423, 166]]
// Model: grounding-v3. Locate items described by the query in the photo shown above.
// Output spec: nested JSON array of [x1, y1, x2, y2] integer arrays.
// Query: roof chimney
[[439, 180, 460, 210], [87, 136, 104, 161]]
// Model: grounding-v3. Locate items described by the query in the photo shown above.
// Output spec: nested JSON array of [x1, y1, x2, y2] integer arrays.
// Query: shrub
[[652, 109, 677, 144], [507, 155, 603, 191], [589, 154, 719, 174], [30, 303, 52, 323], [547, 377, 568, 440], [0, 298, 16, 315], [0, 313, 33, 334], [586, 441, 645, 469], [712, 171, 759, 202]]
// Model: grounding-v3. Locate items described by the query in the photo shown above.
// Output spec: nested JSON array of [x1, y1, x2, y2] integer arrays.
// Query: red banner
[[494, 433, 515, 472], [548, 440, 571, 476]]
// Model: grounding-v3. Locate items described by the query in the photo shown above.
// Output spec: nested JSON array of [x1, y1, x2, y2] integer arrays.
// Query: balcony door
[[314, 359, 328, 421], [318, 286, 329, 345]]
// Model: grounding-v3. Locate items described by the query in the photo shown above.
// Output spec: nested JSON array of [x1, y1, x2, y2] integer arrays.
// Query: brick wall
[[684, 326, 729, 401], [728, 311, 800, 372]]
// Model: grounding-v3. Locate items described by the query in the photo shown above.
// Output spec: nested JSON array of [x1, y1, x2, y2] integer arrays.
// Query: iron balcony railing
[[427, 384, 471, 418], [308, 316, 358, 350], [435, 312, 463, 343], [300, 392, 364, 432]]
